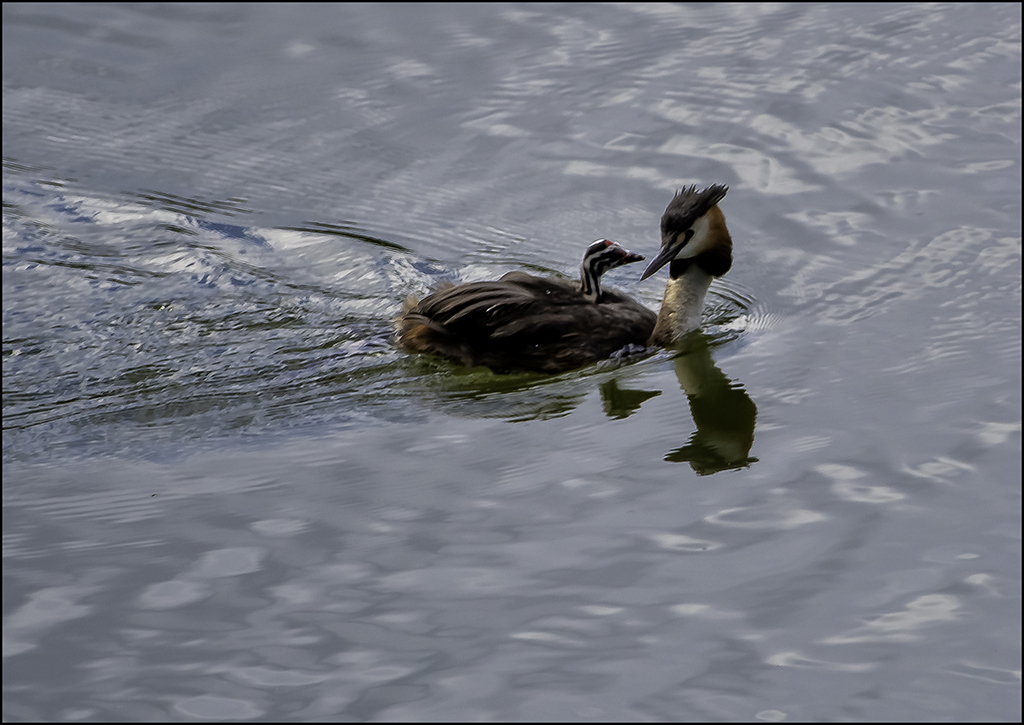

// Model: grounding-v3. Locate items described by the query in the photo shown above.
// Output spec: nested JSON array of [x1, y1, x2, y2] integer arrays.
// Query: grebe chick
[[397, 239, 651, 373], [640, 184, 733, 346]]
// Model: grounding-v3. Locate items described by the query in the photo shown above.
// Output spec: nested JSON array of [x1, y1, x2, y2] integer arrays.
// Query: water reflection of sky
[[3, 3, 1020, 722]]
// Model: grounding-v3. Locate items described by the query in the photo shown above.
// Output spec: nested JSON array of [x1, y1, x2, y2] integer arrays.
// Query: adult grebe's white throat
[[651, 263, 714, 346]]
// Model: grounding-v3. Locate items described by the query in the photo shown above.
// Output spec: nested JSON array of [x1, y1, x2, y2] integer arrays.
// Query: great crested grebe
[[641, 184, 732, 346], [398, 184, 733, 372], [398, 239, 648, 373]]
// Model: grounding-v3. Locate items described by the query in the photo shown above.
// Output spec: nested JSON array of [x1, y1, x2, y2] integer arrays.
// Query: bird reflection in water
[[600, 332, 757, 475]]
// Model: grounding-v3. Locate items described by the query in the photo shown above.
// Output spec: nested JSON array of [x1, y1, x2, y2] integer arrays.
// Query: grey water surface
[[3, 3, 1020, 721]]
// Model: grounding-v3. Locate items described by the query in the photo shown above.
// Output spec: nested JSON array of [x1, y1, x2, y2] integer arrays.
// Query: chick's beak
[[619, 249, 645, 265]]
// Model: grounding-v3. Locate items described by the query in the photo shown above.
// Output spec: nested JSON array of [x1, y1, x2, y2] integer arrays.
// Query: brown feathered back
[[398, 271, 656, 373]]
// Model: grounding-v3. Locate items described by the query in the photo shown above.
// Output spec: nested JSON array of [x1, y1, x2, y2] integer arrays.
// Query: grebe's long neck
[[649, 259, 714, 346]]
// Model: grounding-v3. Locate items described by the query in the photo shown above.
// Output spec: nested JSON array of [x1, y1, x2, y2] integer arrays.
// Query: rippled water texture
[[3, 3, 1021, 722]]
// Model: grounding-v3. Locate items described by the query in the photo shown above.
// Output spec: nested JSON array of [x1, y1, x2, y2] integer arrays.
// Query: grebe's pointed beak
[[639, 235, 686, 281]]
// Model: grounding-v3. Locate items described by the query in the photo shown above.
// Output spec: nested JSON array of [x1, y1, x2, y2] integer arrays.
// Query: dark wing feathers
[[397, 273, 656, 373], [436, 290, 537, 327]]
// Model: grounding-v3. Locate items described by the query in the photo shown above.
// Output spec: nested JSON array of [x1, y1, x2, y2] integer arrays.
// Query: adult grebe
[[398, 184, 733, 372], [397, 239, 648, 373], [640, 184, 733, 346]]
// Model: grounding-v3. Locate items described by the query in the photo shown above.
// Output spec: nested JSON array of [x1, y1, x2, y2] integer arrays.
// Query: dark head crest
[[661, 184, 729, 235]]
